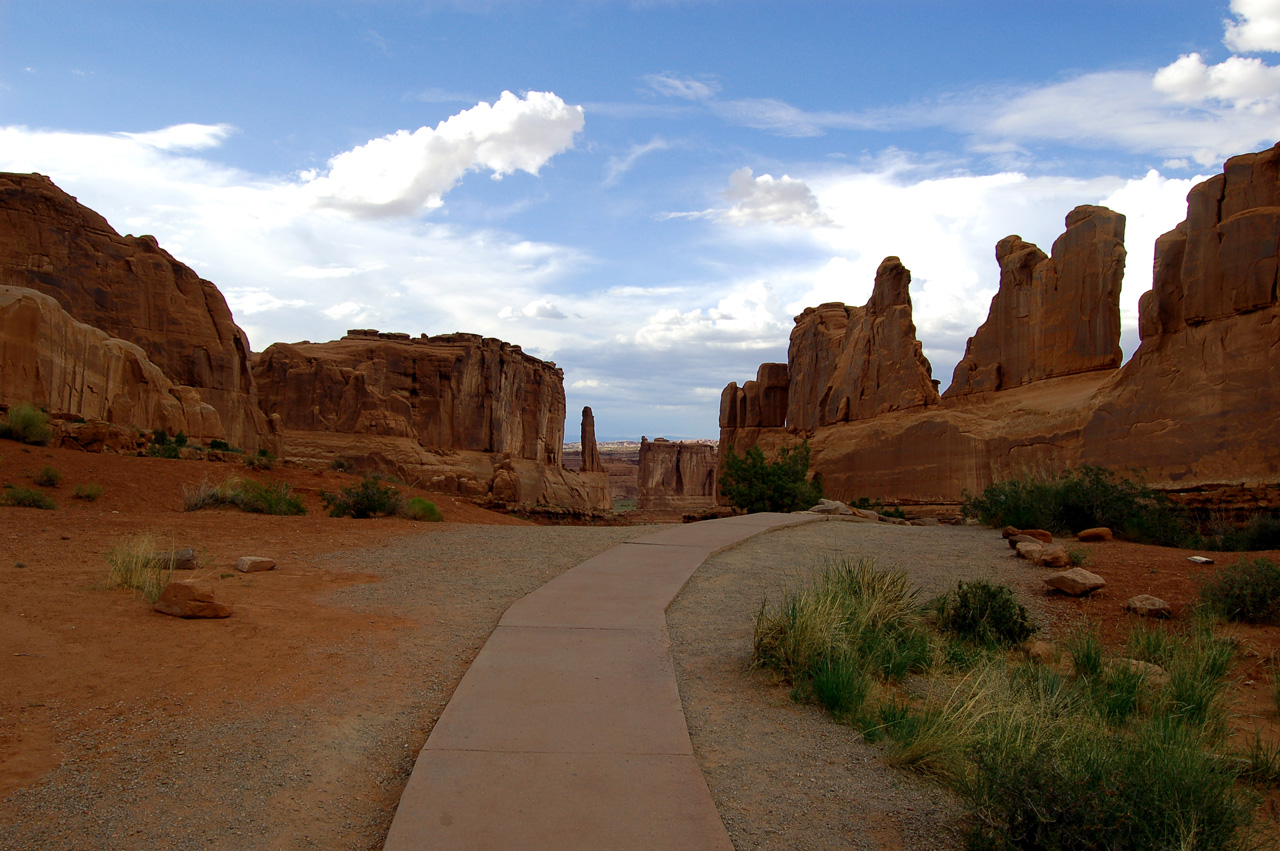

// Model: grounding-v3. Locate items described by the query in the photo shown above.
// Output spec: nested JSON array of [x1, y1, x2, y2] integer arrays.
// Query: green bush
[[935, 581, 1036, 647], [182, 476, 305, 516], [173, 430, 188, 447], [720, 440, 823, 513], [320, 476, 401, 518], [151, 428, 169, 446], [244, 450, 274, 471], [33, 465, 61, 487], [73, 483, 104, 501], [330, 456, 355, 473], [148, 442, 181, 459], [1195, 514, 1280, 552], [0, 403, 51, 446], [207, 438, 242, 453], [400, 496, 443, 522], [1, 484, 56, 509], [962, 466, 1189, 545], [1198, 557, 1280, 625]]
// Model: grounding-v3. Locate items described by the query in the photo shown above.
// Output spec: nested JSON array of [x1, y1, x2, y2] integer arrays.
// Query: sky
[[1, 1, 1277, 441]]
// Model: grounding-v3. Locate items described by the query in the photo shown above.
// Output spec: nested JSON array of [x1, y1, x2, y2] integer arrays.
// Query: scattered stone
[[149, 547, 197, 570], [909, 517, 940, 526], [1032, 544, 1070, 569], [1076, 527, 1113, 542], [1187, 556, 1214, 565], [1125, 594, 1172, 618], [1015, 541, 1045, 560], [807, 499, 853, 516], [153, 581, 232, 618], [1020, 529, 1053, 544], [1044, 568, 1106, 596], [235, 556, 276, 573]]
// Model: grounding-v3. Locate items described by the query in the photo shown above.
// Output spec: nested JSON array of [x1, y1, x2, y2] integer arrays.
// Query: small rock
[[909, 517, 940, 526], [1044, 568, 1106, 596], [1021, 529, 1053, 544], [153, 581, 232, 618], [807, 499, 853, 516], [235, 556, 277, 573], [1105, 657, 1168, 685], [1015, 541, 1045, 560], [1032, 544, 1070, 569], [149, 547, 197, 570], [1125, 594, 1172, 618], [1077, 527, 1113, 542]]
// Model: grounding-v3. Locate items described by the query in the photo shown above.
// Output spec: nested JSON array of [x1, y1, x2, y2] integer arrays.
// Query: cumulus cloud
[[499, 297, 568, 320], [644, 73, 720, 101], [1154, 53, 1280, 110], [630, 280, 790, 350], [720, 167, 834, 228], [306, 91, 585, 217], [1225, 0, 1280, 53]]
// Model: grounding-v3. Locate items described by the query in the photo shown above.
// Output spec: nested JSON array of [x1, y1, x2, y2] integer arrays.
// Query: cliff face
[[0, 173, 275, 451], [636, 438, 718, 511], [945, 206, 1126, 396], [253, 330, 609, 510], [719, 146, 1280, 503]]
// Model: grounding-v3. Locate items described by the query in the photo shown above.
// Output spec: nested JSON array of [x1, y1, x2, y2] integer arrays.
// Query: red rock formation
[[0, 285, 223, 438], [253, 330, 609, 509], [946, 206, 1126, 396], [580, 406, 604, 473], [787, 257, 938, 432], [719, 363, 788, 431], [637, 438, 718, 511]]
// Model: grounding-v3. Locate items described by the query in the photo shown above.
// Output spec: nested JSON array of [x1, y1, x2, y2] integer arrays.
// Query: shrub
[[148, 442, 181, 459], [73, 483, 104, 501], [1198, 558, 1280, 624], [173, 430, 188, 447], [207, 438, 242, 453], [104, 535, 173, 603], [151, 428, 169, 446], [720, 440, 823, 513], [934, 581, 1036, 647], [33, 465, 61, 487], [330, 456, 355, 473], [400, 496, 443, 522], [1196, 513, 1280, 552], [0, 403, 51, 446], [320, 476, 401, 518], [244, 450, 274, 471], [182, 476, 305, 516], [1, 484, 55, 509]]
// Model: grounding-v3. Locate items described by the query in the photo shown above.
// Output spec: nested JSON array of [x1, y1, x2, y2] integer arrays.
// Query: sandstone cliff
[[945, 206, 1126, 396], [252, 330, 609, 510], [637, 438, 718, 511], [0, 173, 276, 452], [580, 406, 604, 473]]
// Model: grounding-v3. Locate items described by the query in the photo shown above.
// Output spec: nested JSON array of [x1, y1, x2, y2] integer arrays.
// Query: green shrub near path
[[720, 440, 822, 513], [0, 403, 51, 446], [321, 476, 402, 518], [400, 497, 443, 522]]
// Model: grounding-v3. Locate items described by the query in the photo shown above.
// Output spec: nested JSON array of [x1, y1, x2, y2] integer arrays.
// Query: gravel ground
[[667, 518, 1053, 851], [0, 524, 652, 851]]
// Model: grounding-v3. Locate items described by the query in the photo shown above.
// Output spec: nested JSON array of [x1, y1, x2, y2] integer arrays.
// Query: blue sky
[[2, 1, 1276, 440]]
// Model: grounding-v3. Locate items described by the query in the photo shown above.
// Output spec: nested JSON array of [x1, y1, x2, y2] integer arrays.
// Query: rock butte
[[636, 437, 718, 512], [722, 143, 1280, 510]]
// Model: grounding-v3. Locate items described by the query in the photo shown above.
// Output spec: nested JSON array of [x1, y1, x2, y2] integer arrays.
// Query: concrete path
[[383, 512, 837, 850]]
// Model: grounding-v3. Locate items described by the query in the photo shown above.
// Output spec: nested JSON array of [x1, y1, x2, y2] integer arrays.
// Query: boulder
[[851, 507, 880, 521], [909, 517, 940, 526], [638, 438, 718, 511], [1105, 657, 1169, 685], [1009, 534, 1042, 549], [1015, 541, 1045, 560], [152, 581, 232, 619], [1001, 526, 1021, 538], [808, 498, 853, 515], [149, 547, 198, 571], [1032, 544, 1071, 569], [883, 516, 911, 526], [1125, 594, 1172, 618], [1020, 529, 1054, 544], [1044, 568, 1106, 596], [1077, 527, 1113, 542], [235, 556, 276, 573]]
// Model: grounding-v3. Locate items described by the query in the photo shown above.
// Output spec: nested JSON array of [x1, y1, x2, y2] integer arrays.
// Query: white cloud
[[720, 167, 834, 228], [630, 280, 790, 350], [604, 137, 672, 185], [644, 73, 720, 101], [306, 90, 585, 217], [499, 297, 567, 320], [1225, 0, 1280, 53], [224, 288, 309, 316], [571, 379, 603, 388], [323, 302, 370, 321], [120, 123, 235, 151], [1154, 52, 1280, 110]]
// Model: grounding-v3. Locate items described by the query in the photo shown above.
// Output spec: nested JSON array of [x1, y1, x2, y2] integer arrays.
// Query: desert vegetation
[[104, 535, 176, 603], [1, 483, 55, 509], [753, 557, 1268, 850], [183, 476, 306, 516], [0, 403, 51, 445], [320, 475, 404, 518], [719, 440, 823, 513]]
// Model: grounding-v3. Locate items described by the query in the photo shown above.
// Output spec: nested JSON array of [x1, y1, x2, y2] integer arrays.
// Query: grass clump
[[330, 456, 355, 473], [244, 449, 275, 471], [104, 535, 174, 603], [73, 483, 104, 501], [934, 581, 1036, 648], [33, 465, 61, 487], [719, 440, 823, 513], [1, 484, 56, 509], [183, 476, 306, 516], [1198, 557, 1280, 625], [0, 403, 51, 446], [399, 496, 443, 522], [320, 476, 402, 518]]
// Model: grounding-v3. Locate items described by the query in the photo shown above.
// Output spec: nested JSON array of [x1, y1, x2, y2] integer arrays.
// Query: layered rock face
[[719, 147, 1280, 504], [0, 173, 275, 451], [0, 285, 223, 437], [637, 438, 718, 511], [253, 330, 609, 510], [946, 206, 1126, 396], [787, 257, 939, 432]]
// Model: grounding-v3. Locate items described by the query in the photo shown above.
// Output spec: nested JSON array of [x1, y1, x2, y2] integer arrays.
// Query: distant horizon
[[2, 1, 1272, 439]]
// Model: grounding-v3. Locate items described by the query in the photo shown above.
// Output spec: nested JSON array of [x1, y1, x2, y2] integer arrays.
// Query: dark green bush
[[935, 581, 1036, 647], [33, 465, 61, 487], [236, 479, 305, 516], [720, 440, 823, 513], [1198, 558, 1280, 624], [330, 456, 355, 473], [1, 484, 55, 510], [151, 428, 169, 446], [0, 403, 51, 446], [173, 430, 188, 447], [148, 442, 181, 459], [400, 496, 443, 522], [208, 438, 242, 453], [321, 476, 401, 518]]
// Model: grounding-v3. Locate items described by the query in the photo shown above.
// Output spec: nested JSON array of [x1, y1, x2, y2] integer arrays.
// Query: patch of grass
[[399, 496, 443, 522], [33, 465, 61, 487], [73, 483, 104, 501], [244, 448, 275, 471], [1, 484, 55, 509], [1065, 544, 1089, 566], [183, 476, 305, 516], [1065, 624, 1105, 679], [808, 651, 872, 719], [1198, 557, 1280, 624], [104, 535, 174, 603], [0, 403, 51, 446], [1193, 513, 1280, 553], [934, 581, 1036, 648], [320, 476, 402, 518]]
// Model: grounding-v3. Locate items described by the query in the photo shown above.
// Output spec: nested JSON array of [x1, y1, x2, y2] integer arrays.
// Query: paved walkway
[[383, 512, 838, 850]]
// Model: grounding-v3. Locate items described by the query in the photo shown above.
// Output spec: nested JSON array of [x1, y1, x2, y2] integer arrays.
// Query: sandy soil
[[2, 442, 1279, 849]]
